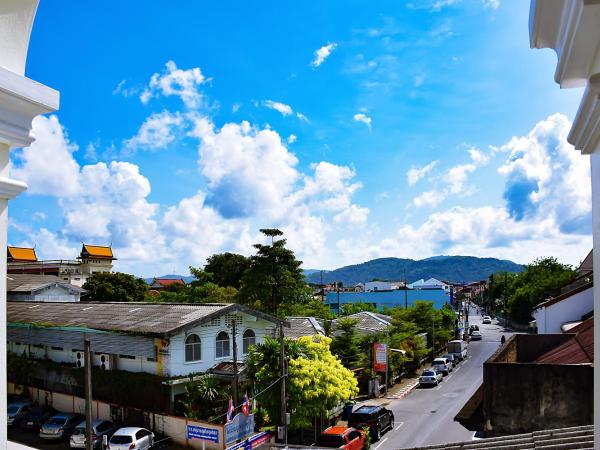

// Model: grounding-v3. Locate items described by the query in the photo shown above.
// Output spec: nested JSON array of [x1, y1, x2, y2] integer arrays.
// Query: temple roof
[[80, 244, 115, 260], [7, 246, 38, 262]]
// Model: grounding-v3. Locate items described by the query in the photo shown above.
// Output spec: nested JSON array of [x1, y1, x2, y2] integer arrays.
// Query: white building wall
[[532, 287, 594, 333], [364, 281, 393, 292], [167, 312, 275, 377]]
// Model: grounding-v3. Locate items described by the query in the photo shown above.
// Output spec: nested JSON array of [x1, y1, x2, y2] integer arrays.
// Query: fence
[[8, 382, 225, 450]]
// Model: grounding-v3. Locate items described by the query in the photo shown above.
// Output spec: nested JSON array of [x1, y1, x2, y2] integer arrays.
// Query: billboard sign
[[373, 342, 387, 372], [187, 424, 220, 443], [225, 413, 255, 444]]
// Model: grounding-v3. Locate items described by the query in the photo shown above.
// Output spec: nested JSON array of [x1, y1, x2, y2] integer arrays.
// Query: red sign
[[373, 342, 387, 372]]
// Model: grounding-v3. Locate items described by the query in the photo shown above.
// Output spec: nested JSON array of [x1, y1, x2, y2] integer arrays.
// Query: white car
[[432, 357, 452, 375], [419, 369, 443, 387], [482, 316, 492, 324], [108, 427, 154, 450], [471, 330, 482, 340]]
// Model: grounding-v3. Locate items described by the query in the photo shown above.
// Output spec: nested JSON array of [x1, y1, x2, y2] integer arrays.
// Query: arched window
[[216, 331, 230, 358], [243, 329, 256, 354], [185, 334, 201, 362]]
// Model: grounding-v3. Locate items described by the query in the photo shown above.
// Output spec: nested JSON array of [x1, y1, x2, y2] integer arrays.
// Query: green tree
[[507, 257, 577, 323], [238, 229, 310, 314], [204, 253, 251, 289], [83, 272, 149, 302], [278, 298, 334, 319], [340, 302, 377, 316], [247, 335, 358, 429], [178, 375, 231, 421], [331, 318, 362, 369]]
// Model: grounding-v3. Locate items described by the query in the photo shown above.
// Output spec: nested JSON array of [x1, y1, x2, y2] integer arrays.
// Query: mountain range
[[304, 256, 524, 286]]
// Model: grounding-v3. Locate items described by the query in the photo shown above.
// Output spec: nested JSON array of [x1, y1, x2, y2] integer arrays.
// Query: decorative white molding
[[568, 73, 600, 154], [0, 0, 38, 76], [0, 176, 27, 199], [530, 0, 600, 88], [0, 64, 59, 148]]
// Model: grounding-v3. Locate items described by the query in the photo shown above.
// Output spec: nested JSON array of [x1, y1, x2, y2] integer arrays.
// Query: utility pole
[[503, 272, 508, 328], [431, 316, 436, 361], [232, 320, 239, 407], [84, 339, 93, 450], [321, 270, 325, 303], [403, 268, 408, 310], [384, 332, 389, 397], [279, 323, 287, 445]]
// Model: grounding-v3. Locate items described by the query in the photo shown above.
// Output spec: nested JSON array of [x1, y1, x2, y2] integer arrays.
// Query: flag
[[226, 398, 234, 422], [241, 393, 250, 416]]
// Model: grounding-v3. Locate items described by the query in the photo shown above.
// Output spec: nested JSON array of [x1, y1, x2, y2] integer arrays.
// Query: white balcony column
[[0, 1, 59, 448], [529, 1, 600, 448]]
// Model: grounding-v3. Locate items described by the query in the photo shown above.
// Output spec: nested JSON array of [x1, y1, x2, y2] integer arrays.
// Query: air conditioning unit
[[98, 354, 112, 370], [75, 351, 85, 368]]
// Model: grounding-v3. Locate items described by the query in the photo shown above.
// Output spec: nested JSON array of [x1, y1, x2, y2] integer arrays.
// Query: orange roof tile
[[81, 244, 114, 259], [7, 247, 37, 262]]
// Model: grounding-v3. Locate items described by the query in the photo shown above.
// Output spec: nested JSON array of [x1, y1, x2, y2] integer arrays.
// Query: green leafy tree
[[204, 253, 251, 289], [247, 335, 358, 429], [148, 267, 237, 304], [507, 257, 577, 323], [178, 375, 231, 421], [340, 302, 377, 316], [83, 272, 149, 302], [238, 229, 310, 314], [331, 318, 362, 369], [278, 298, 334, 319]]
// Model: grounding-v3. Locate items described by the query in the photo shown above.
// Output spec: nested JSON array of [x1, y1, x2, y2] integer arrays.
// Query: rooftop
[[80, 244, 115, 260], [7, 274, 85, 294], [333, 311, 392, 335], [7, 301, 285, 336], [535, 317, 594, 365], [7, 246, 37, 262]]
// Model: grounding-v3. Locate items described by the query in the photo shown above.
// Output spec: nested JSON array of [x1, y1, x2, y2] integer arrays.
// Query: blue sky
[[9, 0, 592, 276]]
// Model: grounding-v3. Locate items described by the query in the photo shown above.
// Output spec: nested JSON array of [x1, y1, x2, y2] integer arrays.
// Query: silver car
[[40, 413, 85, 440], [108, 427, 154, 450], [419, 369, 443, 387], [7, 401, 33, 427], [432, 357, 452, 375], [71, 419, 117, 449]]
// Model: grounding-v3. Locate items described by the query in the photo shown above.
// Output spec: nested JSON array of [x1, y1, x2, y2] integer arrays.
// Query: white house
[[7, 274, 84, 302], [532, 277, 594, 334], [364, 281, 394, 292], [7, 301, 286, 406], [529, 1, 600, 446], [409, 278, 450, 292]]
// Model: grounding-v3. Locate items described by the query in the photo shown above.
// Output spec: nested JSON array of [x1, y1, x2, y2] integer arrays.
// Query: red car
[[316, 426, 366, 450]]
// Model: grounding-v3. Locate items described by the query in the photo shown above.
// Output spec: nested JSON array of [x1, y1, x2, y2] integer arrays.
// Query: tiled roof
[[333, 311, 392, 335], [577, 249, 593, 274], [7, 274, 84, 294], [7, 301, 285, 336], [81, 244, 114, 259], [7, 246, 38, 262], [286, 317, 325, 339], [153, 278, 185, 286], [535, 317, 594, 364]]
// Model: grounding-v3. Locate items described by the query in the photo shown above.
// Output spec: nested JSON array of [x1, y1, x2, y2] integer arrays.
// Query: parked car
[[71, 419, 118, 449], [419, 369, 443, 387], [482, 316, 492, 324], [40, 413, 85, 440], [19, 406, 57, 431], [347, 405, 394, 441], [7, 401, 33, 427], [432, 357, 452, 375], [471, 330, 482, 340], [108, 427, 154, 450], [316, 426, 366, 450]]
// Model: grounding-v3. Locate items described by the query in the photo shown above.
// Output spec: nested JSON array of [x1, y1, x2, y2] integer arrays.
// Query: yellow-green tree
[[247, 335, 358, 429]]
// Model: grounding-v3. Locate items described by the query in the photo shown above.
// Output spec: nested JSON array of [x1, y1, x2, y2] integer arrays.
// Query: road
[[376, 308, 513, 450]]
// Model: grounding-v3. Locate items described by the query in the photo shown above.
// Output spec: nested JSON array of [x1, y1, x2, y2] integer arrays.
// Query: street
[[376, 308, 513, 450]]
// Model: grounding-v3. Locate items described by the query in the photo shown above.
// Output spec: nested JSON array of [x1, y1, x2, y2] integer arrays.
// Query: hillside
[[304, 256, 524, 285]]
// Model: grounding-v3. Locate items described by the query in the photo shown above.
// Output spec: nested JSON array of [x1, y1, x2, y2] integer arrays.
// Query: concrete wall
[[482, 362, 593, 435], [533, 286, 593, 333]]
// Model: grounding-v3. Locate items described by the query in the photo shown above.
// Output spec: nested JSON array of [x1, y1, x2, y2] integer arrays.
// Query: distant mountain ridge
[[304, 256, 524, 286]]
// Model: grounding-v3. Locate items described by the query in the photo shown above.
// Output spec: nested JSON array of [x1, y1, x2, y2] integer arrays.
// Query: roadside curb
[[385, 381, 419, 400]]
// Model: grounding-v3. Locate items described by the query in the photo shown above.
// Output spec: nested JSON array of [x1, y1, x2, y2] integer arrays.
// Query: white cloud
[[407, 160, 439, 186], [141, 60, 210, 109], [334, 204, 370, 226], [353, 113, 372, 130], [296, 112, 309, 122], [311, 43, 338, 68], [232, 103, 241, 113], [11, 115, 81, 197], [264, 100, 293, 116], [414, 74, 425, 87], [483, 0, 500, 9], [412, 189, 446, 207], [123, 111, 184, 151], [287, 134, 297, 144], [469, 147, 490, 165]]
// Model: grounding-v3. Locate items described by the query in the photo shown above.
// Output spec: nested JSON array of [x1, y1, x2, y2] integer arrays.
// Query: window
[[185, 334, 201, 362], [243, 329, 256, 354], [216, 331, 230, 358]]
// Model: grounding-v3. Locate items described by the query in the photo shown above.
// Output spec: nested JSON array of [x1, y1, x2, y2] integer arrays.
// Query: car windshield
[[422, 371, 435, 376], [110, 435, 133, 444], [433, 359, 445, 364], [316, 435, 346, 447], [46, 417, 67, 426]]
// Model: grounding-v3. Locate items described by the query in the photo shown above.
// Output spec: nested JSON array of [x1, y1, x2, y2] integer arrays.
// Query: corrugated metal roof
[[332, 311, 392, 335], [7, 274, 85, 294], [286, 317, 325, 339], [535, 318, 594, 364], [7, 301, 284, 336]]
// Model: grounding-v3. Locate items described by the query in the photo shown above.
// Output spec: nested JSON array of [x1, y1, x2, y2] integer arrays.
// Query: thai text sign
[[187, 424, 220, 443], [373, 342, 387, 372], [225, 413, 255, 444]]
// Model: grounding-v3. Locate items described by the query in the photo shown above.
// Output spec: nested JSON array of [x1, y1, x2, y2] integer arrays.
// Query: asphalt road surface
[[375, 308, 513, 450]]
